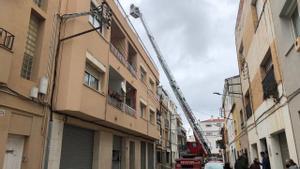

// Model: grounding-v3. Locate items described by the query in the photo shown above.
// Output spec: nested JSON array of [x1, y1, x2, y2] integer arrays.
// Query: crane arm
[[130, 5, 211, 155]]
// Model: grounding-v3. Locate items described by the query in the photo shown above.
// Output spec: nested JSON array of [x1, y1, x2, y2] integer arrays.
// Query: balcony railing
[[108, 95, 136, 117], [262, 67, 278, 100], [0, 28, 14, 51], [110, 44, 137, 78]]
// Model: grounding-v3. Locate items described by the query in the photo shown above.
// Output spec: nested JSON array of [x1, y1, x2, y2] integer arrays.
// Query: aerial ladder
[[129, 5, 211, 156]]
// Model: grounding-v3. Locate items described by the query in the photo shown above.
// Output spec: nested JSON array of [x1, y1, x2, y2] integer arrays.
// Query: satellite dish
[[121, 81, 126, 93]]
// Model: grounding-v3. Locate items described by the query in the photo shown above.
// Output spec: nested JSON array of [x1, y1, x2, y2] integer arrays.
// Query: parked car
[[204, 161, 224, 169]]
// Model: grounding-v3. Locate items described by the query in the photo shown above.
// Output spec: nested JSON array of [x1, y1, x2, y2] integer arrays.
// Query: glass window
[[150, 110, 155, 124], [292, 7, 300, 37], [140, 102, 147, 118], [89, 2, 102, 33], [21, 14, 40, 80], [140, 66, 147, 83], [84, 61, 104, 91]]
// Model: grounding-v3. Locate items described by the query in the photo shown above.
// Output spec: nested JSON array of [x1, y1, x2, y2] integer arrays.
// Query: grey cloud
[[120, 0, 239, 126]]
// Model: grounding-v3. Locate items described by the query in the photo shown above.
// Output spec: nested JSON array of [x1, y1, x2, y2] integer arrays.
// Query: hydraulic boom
[[129, 4, 211, 155]]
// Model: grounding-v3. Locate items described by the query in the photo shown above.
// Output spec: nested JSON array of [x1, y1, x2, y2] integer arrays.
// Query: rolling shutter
[[60, 125, 94, 169]]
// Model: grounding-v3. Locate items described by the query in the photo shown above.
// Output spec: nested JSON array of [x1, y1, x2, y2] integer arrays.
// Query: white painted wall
[[199, 118, 224, 155]]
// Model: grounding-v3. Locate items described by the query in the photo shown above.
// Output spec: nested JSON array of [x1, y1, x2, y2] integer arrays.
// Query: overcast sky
[[118, 0, 239, 131]]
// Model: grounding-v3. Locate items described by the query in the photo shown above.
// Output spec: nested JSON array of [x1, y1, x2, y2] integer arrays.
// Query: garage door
[[60, 125, 94, 169]]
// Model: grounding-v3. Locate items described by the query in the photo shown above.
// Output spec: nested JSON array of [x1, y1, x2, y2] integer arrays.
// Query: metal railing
[[124, 103, 136, 116], [0, 28, 14, 51], [108, 95, 136, 117], [113, 0, 159, 71], [110, 44, 137, 78], [262, 67, 278, 100]]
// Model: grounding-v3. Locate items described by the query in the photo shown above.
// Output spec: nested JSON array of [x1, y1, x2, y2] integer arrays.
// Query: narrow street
[[0, 0, 300, 169]]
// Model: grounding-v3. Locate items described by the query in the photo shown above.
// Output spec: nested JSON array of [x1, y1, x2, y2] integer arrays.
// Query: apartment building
[[199, 117, 224, 156], [221, 75, 248, 167], [0, 0, 60, 169], [156, 86, 172, 169], [176, 114, 187, 158], [235, 0, 299, 168], [1, 0, 161, 169], [269, 0, 300, 165], [171, 112, 186, 162]]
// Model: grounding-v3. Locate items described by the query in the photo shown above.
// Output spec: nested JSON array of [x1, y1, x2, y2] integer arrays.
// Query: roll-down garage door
[[60, 124, 94, 169]]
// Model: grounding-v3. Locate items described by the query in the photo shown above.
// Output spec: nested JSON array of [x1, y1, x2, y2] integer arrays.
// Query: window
[[292, 7, 300, 37], [261, 50, 278, 100], [157, 151, 162, 163], [150, 109, 155, 124], [245, 90, 252, 119], [149, 78, 155, 92], [240, 110, 245, 128], [0, 28, 15, 51], [140, 66, 147, 83], [166, 152, 170, 164], [206, 124, 212, 127], [89, 2, 102, 33], [84, 61, 104, 91], [21, 13, 41, 80], [280, 0, 300, 37], [140, 102, 147, 118]]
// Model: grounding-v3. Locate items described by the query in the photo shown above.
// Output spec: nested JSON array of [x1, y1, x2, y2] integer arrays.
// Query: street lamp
[[213, 92, 242, 98]]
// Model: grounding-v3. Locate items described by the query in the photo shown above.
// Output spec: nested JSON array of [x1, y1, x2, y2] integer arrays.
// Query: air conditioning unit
[[30, 86, 39, 99], [295, 37, 300, 52], [39, 76, 48, 95]]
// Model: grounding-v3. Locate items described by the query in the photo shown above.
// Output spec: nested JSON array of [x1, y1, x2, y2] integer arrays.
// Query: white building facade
[[199, 118, 224, 156]]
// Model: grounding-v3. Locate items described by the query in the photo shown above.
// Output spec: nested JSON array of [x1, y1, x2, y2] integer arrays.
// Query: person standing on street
[[224, 162, 232, 169], [286, 159, 299, 169], [249, 158, 260, 169], [260, 152, 271, 169]]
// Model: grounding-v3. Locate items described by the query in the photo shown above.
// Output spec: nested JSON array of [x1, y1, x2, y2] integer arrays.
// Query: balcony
[[177, 126, 186, 136], [110, 19, 137, 78], [108, 96, 136, 117], [0, 28, 14, 52], [110, 44, 137, 78], [262, 67, 279, 100], [108, 67, 137, 117]]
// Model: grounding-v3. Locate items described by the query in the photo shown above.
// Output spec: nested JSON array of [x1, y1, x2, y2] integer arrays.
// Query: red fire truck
[[175, 139, 207, 169]]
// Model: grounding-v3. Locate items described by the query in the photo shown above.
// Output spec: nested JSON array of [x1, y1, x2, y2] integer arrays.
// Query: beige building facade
[[1, 0, 161, 169], [0, 0, 61, 169], [235, 0, 299, 168]]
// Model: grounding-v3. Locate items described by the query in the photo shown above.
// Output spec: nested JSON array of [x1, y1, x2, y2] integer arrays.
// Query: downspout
[[43, 15, 62, 169]]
